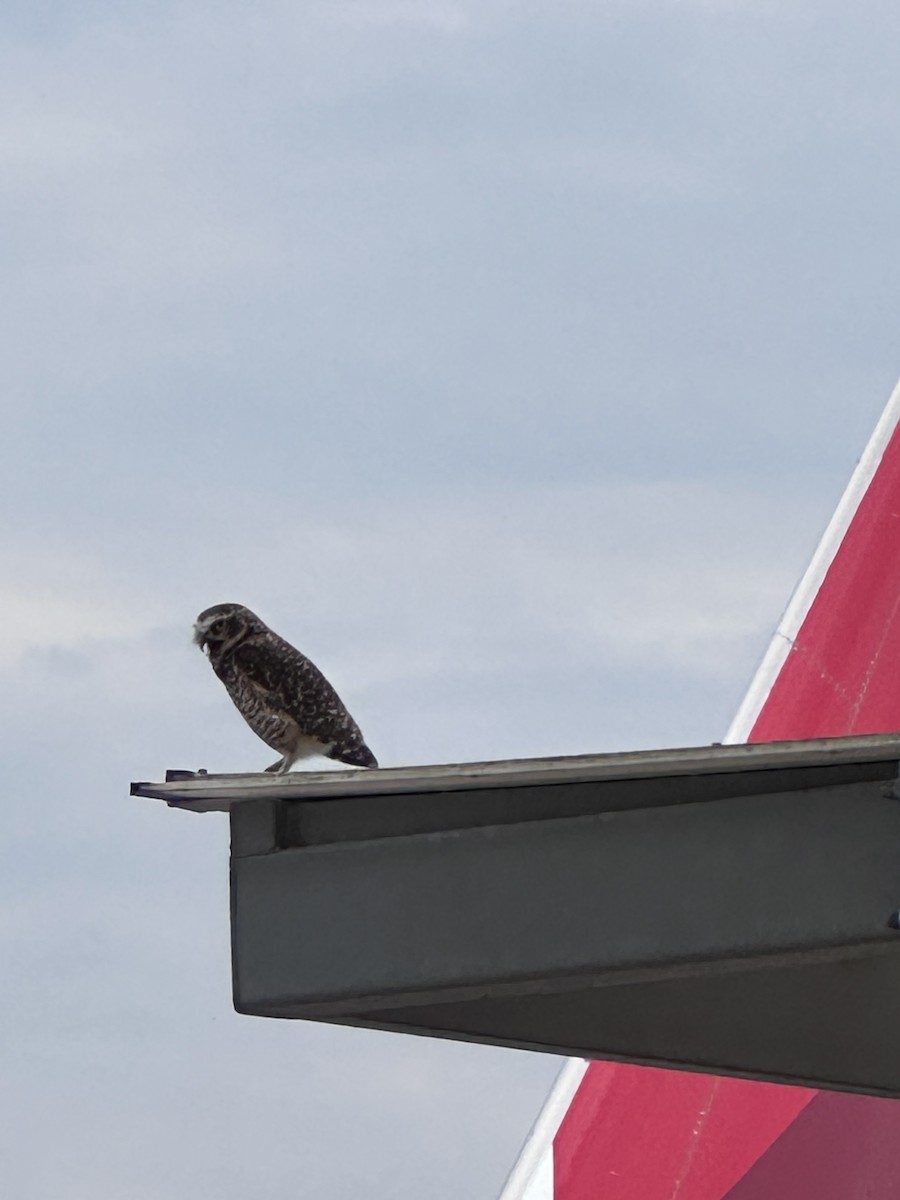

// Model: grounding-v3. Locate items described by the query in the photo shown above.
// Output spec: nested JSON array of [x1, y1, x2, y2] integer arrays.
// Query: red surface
[[722, 1092, 900, 1200], [553, 420, 900, 1199], [554, 1064, 812, 1200], [753, 419, 900, 742]]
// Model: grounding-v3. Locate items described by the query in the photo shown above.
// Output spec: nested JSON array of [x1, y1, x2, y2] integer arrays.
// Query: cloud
[[0, 542, 160, 667], [0, 471, 822, 779], [333, 0, 473, 31], [2, 0, 899, 1195], [1, 475, 812, 678]]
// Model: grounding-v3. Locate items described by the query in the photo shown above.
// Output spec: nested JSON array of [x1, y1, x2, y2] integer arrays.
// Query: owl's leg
[[264, 750, 299, 774]]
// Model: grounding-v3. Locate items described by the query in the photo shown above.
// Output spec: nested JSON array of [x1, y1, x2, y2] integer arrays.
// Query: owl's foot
[[265, 752, 299, 774]]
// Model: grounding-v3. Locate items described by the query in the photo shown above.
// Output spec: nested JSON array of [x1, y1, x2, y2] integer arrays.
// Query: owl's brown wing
[[231, 634, 375, 763]]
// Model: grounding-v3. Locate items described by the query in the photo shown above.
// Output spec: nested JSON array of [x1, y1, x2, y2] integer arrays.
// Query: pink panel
[[751, 420, 900, 742], [555, 1064, 812, 1200], [723, 1092, 900, 1200], [553, 416, 900, 1198]]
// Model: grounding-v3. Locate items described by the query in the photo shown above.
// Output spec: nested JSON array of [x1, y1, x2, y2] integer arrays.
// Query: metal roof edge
[[132, 732, 900, 812]]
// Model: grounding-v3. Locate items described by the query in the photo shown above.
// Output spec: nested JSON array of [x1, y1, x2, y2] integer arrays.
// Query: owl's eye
[[210, 619, 226, 635]]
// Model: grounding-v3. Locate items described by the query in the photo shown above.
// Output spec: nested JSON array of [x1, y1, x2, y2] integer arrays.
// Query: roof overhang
[[133, 734, 900, 1095]]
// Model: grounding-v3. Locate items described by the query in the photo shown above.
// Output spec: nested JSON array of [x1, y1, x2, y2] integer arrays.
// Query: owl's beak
[[192, 623, 209, 650]]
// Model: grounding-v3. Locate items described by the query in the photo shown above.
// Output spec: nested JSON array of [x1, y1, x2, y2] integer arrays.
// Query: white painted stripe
[[519, 1148, 554, 1200], [725, 378, 900, 745], [497, 1059, 588, 1200]]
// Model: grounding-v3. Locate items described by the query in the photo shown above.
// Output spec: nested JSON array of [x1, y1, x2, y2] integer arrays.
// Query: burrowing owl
[[193, 603, 377, 772]]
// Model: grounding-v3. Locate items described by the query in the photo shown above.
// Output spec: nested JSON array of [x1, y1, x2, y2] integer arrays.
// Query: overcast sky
[[3, 2, 900, 1197]]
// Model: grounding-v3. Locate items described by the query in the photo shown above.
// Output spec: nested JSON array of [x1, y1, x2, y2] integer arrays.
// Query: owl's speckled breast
[[213, 652, 299, 753]]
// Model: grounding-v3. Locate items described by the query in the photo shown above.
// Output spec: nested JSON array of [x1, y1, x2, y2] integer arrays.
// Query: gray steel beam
[[344, 949, 900, 1097], [132, 735, 900, 1095]]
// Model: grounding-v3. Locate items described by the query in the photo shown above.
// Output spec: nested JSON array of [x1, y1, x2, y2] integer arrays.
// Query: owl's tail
[[332, 741, 378, 769]]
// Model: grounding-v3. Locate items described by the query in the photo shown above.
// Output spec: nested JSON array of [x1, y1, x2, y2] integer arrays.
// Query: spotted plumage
[[193, 603, 377, 772]]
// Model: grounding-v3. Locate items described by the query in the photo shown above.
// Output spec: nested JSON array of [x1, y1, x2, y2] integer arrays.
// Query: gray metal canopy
[[133, 734, 900, 1096]]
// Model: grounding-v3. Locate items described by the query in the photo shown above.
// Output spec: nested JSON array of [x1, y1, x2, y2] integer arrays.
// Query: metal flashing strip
[[133, 732, 900, 812]]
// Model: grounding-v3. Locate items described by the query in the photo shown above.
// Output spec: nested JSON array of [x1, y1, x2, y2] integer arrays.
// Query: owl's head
[[193, 603, 264, 656]]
